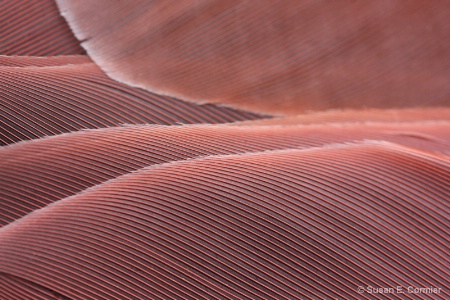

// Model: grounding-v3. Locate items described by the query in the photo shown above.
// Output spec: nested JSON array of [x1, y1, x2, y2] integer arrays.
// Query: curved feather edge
[[2, 121, 450, 226], [0, 62, 265, 145], [55, 0, 450, 115], [0, 142, 449, 299]]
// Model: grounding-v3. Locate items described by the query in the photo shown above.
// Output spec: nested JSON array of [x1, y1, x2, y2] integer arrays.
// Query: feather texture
[[0, 55, 91, 67], [2, 121, 449, 227], [1, 143, 448, 299], [0, 273, 69, 300], [0, 61, 264, 145], [1, 1, 449, 299], [1, 0, 85, 55], [234, 108, 450, 126], [57, 0, 450, 114]]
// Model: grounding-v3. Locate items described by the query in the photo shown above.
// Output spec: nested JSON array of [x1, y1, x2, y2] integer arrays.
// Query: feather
[[57, 0, 450, 114], [1, 1, 449, 298], [1, 0, 85, 55], [1, 143, 448, 299], [0, 60, 264, 145], [2, 120, 449, 227]]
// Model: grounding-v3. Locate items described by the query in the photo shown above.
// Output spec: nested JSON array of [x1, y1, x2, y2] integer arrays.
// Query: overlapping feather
[[1, 1, 449, 299]]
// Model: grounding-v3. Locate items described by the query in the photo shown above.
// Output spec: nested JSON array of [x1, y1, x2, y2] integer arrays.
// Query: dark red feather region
[[0, 61, 264, 145], [0, 0, 85, 55]]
